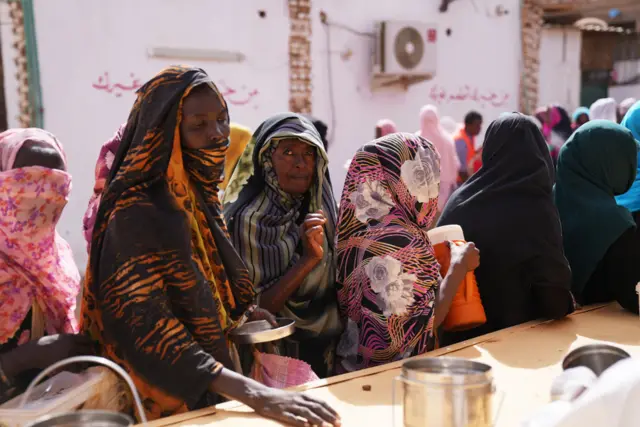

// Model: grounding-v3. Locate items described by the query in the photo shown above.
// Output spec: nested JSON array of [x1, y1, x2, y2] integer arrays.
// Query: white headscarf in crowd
[[619, 98, 637, 120], [589, 98, 618, 122]]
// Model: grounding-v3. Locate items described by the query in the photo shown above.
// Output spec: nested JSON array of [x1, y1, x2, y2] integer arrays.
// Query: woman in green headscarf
[[554, 120, 640, 314]]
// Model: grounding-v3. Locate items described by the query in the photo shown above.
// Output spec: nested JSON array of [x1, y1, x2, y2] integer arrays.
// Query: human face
[[467, 119, 483, 137], [180, 85, 229, 150], [271, 138, 317, 196], [576, 114, 589, 127]]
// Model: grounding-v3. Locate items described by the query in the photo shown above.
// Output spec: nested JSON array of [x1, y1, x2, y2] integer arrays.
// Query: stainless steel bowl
[[25, 410, 133, 427], [229, 317, 296, 345], [562, 344, 631, 376]]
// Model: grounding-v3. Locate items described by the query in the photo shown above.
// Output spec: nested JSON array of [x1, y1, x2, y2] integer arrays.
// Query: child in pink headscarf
[[0, 128, 93, 403], [375, 119, 398, 138], [418, 105, 460, 211]]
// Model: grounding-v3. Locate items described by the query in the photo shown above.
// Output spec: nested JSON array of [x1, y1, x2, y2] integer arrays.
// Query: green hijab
[[554, 120, 639, 295]]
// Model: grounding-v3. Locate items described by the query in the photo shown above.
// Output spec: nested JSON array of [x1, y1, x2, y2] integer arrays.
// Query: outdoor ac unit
[[373, 21, 437, 78]]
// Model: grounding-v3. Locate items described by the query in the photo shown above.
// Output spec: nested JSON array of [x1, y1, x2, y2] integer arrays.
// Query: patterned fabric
[[376, 119, 397, 137], [219, 123, 251, 191], [0, 128, 80, 344], [335, 133, 441, 371], [81, 66, 256, 421], [82, 124, 124, 253], [554, 120, 638, 295], [616, 101, 640, 214], [223, 113, 341, 340]]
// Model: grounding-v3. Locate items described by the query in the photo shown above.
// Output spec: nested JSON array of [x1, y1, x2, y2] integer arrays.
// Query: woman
[[555, 120, 640, 314], [375, 119, 397, 138], [83, 124, 124, 252], [438, 114, 574, 345], [418, 105, 460, 211], [589, 98, 618, 122], [616, 101, 640, 220], [334, 133, 479, 371], [537, 105, 571, 163], [572, 107, 590, 129], [0, 128, 94, 403], [82, 66, 340, 425], [618, 97, 637, 123], [223, 113, 342, 378], [220, 123, 252, 192]]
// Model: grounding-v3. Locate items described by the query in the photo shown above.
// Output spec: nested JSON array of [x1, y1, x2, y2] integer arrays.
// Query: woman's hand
[[449, 241, 480, 272], [0, 334, 96, 378], [249, 307, 278, 327], [301, 211, 326, 264], [252, 388, 341, 427]]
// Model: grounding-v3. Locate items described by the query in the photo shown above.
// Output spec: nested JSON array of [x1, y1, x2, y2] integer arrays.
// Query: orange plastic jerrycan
[[427, 225, 486, 332]]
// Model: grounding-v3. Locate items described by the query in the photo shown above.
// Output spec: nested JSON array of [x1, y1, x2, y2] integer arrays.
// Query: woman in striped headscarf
[[82, 67, 340, 425], [223, 113, 343, 378]]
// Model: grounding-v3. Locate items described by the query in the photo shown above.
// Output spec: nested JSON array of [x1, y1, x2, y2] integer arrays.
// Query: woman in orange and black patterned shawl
[[81, 66, 340, 426]]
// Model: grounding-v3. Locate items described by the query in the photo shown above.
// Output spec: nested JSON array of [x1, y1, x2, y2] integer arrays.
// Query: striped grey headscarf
[[223, 113, 341, 339]]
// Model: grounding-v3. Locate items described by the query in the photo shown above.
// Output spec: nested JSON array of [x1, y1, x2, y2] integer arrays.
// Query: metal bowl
[[562, 344, 631, 376], [228, 317, 296, 345], [25, 410, 133, 427]]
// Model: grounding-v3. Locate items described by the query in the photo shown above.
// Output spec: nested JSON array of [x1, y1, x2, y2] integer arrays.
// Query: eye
[[283, 149, 293, 155], [305, 150, 315, 157]]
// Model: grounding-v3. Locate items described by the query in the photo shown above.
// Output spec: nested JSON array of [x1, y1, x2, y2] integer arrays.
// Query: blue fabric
[[454, 138, 467, 172], [616, 101, 640, 213]]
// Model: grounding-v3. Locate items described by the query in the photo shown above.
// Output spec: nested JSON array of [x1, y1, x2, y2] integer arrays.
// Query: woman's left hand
[[249, 307, 278, 327]]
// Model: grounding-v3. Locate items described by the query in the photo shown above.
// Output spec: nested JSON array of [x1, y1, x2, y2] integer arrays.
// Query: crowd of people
[[1, 65, 639, 426]]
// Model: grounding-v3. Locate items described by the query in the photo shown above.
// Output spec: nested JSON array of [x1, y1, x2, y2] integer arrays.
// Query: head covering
[[219, 123, 251, 191], [334, 133, 440, 370], [440, 116, 460, 135], [81, 66, 256, 420], [619, 97, 637, 119], [376, 119, 397, 137], [0, 128, 80, 344], [554, 120, 638, 295], [438, 114, 571, 330], [551, 105, 573, 141], [572, 107, 590, 123], [418, 105, 460, 210], [589, 98, 618, 122], [82, 125, 124, 253], [302, 114, 329, 151], [616, 101, 640, 213], [223, 113, 341, 340]]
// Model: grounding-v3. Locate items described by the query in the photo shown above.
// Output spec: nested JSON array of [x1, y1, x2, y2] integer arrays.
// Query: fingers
[[291, 406, 327, 426], [303, 217, 326, 230], [272, 411, 309, 427], [301, 395, 340, 421]]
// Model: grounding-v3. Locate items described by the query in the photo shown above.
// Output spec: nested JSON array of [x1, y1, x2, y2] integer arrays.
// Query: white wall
[[538, 27, 582, 111], [1, 0, 521, 270], [610, 84, 640, 103]]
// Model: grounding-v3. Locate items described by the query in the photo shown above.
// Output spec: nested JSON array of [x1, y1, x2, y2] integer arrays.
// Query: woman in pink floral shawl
[[334, 133, 478, 372]]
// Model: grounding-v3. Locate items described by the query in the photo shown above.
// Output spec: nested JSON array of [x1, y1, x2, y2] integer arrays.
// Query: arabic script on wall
[[91, 73, 260, 107], [428, 85, 510, 108]]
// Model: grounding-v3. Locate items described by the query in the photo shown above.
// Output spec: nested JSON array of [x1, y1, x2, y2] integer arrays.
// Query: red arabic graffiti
[[428, 85, 510, 108], [92, 72, 141, 98], [91, 73, 260, 107], [217, 80, 259, 106]]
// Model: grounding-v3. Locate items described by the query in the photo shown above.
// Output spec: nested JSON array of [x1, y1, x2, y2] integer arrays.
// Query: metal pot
[[562, 344, 630, 377], [21, 356, 147, 427], [393, 357, 502, 427]]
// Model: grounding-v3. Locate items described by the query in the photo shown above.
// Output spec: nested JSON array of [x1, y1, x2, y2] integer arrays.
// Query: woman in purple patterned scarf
[[334, 133, 479, 372]]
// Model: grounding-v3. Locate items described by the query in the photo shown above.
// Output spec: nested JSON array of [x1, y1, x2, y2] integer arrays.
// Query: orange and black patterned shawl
[[81, 66, 256, 420]]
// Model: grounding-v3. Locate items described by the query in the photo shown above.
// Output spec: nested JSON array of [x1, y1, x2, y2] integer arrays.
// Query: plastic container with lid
[[427, 225, 486, 332]]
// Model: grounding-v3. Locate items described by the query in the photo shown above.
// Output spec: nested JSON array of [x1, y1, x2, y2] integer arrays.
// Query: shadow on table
[[571, 303, 640, 346], [476, 317, 578, 369]]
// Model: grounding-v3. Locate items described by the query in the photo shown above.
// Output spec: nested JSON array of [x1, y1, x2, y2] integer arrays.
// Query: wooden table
[[146, 304, 640, 426]]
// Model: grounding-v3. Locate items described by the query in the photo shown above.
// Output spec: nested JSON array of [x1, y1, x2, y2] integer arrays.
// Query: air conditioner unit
[[372, 21, 437, 88]]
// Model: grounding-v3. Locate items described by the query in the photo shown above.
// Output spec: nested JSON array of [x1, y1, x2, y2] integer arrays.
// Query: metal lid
[[401, 357, 493, 386], [228, 317, 296, 345]]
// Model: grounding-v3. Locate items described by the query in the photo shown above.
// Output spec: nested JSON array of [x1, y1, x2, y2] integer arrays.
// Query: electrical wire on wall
[[319, 12, 374, 144]]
